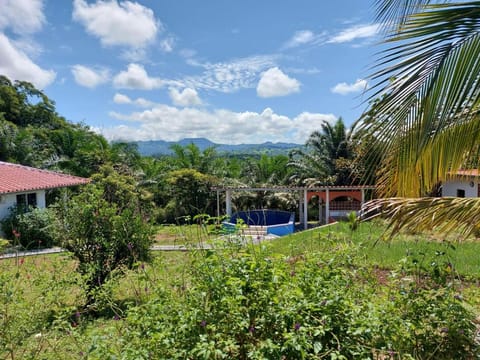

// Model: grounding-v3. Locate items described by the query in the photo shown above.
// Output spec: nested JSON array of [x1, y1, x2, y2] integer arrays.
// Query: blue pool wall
[[223, 209, 295, 236]]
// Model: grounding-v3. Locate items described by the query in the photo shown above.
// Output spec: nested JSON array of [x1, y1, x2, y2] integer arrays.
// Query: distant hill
[[133, 138, 303, 156]]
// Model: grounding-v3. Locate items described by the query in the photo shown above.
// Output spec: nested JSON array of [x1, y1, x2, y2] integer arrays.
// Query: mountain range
[[132, 138, 303, 157]]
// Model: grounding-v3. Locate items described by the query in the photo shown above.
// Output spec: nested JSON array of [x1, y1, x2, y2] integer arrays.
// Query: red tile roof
[[0, 161, 90, 194]]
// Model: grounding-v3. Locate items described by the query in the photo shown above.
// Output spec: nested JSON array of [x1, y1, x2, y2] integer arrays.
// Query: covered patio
[[213, 185, 376, 230]]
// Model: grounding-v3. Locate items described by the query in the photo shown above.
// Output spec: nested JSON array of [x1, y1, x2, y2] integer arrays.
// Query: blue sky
[[0, 0, 381, 144]]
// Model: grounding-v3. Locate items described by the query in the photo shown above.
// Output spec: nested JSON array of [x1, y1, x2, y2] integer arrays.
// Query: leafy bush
[[55, 166, 155, 308], [372, 249, 478, 359], [80, 244, 478, 359], [0, 238, 9, 251], [1, 205, 58, 249], [376, 282, 476, 359], [0, 256, 82, 360]]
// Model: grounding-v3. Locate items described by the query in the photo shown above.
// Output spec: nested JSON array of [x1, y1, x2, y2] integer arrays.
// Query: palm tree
[[169, 143, 221, 175], [289, 117, 357, 185], [360, 0, 480, 236]]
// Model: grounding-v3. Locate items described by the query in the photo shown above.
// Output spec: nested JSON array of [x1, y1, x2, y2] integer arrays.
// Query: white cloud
[[331, 79, 367, 95], [293, 112, 338, 142], [184, 55, 277, 93], [113, 93, 131, 104], [0, 33, 55, 88], [0, 0, 45, 34], [283, 30, 327, 49], [101, 105, 335, 144], [0, 0, 50, 85], [286, 30, 314, 47], [113, 63, 163, 89], [110, 55, 277, 94], [71, 65, 110, 88], [121, 48, 147, 62], [180, 48, 197, 59], [160, 36, 175, 52], [11, 37, 43, 58], [169, 88, 202, 107], [256, 67, 300, 98], [328, 24, 380, 44], [113, 92, 155, 107], [72, 0, 159, 48]]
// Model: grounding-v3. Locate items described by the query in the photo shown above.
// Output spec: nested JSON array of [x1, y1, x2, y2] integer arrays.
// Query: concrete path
[[0, 245, 207, 259], [0, 233, 281, 260]]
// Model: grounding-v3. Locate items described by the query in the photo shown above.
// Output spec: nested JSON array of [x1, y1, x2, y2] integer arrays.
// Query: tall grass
[[271, 219, 480, 278]]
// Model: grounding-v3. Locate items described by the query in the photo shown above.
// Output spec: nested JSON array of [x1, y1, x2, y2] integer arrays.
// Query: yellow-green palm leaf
[[364, 197, 480, 238], [360, 1, 480, 236], [362, 1, 480, 197]]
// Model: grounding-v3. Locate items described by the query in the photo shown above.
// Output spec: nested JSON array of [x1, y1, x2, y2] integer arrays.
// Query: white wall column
[[303, 189, 308, 230], [226, 190, 232, 217], [298, 192, 303, 225], [318, 198, 322, 224], [325, 189, 330, 223]]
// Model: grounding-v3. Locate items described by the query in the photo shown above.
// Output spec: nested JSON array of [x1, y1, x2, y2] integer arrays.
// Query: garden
[[1, 219, 480, 359]]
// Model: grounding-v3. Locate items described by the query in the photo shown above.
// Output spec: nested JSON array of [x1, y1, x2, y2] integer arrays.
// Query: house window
[[457, 189, 466, 198], [16, 193, 37, 209]]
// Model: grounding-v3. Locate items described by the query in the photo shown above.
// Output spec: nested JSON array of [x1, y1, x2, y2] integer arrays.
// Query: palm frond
[[364, 196, 480, 238], [375, 0, 433, 32], [361, 2, 480, 196]]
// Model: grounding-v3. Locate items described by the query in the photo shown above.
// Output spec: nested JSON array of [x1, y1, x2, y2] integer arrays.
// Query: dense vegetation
[[1, 221, 479, 359]]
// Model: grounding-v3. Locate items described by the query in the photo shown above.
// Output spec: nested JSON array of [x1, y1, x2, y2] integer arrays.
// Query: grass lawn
[[271, 219, 480, 278], [154, 223, 221, 245]]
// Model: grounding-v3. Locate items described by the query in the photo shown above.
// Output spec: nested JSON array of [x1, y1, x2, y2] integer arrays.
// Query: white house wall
[[442, 180, 478, 197], [0, 190, 46, 221]]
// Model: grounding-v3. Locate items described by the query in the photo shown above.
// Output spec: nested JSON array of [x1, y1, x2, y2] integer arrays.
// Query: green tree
[[0, 76, 115, 176], [110, 142, 142, 173], [47, 124, 111, 176], [0, 76, 56, 128], [241, 154, 290, 185], [289, 117, 357, 185], [165, 168, 218, 221], [0, 119, 18, 161], [360, 1, 480, 236], [55, 166, 154, 307], [169, 143, 219, 174]]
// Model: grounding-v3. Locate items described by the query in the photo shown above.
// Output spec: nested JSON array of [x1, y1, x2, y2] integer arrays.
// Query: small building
[[0, 161, 90, 221], [442, 170, 480, 198]]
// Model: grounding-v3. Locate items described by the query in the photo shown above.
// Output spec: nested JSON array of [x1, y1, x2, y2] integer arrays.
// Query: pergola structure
[[213, 185, 376, 230]]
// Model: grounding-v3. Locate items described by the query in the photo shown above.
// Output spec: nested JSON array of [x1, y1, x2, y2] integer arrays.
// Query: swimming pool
[[223, 209, 295, 236]]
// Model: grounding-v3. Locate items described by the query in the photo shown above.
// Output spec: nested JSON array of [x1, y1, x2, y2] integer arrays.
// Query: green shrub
[[0, 256, 82, 360], [0, 238, 9, 251], [82, 244, 478, 359], [373, 249, 478, 359], [55, 166, 155, 309], [1, 205, 58, 249]]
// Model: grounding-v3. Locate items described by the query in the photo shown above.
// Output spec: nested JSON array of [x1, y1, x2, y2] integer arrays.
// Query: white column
[[226, 190, 232, 217], [303, 189, 308, 230], [360, 188, 366, 217], [325, 189, 330, 223], [298, 193, 303, 225], [318, 198, 322, 224], [216, 190, 220, 218]]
